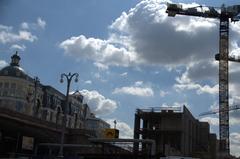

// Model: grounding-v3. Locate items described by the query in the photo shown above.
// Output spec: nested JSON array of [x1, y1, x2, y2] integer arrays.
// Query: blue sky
[[1, 0, 240, 156]]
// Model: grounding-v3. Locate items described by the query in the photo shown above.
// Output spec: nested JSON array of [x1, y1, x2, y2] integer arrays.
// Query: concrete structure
[[134, 106, 217, 159]]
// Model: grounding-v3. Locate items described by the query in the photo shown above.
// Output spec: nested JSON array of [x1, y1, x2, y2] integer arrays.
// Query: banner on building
[[22, 136, 34, 150]]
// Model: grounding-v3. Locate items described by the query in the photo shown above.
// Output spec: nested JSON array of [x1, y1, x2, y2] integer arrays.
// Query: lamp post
[[58, 72, 79, 158], [33, 77, 40, 108]]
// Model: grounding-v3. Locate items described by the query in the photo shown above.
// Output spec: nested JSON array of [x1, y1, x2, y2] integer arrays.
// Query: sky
[[1, 0, 240, 156]]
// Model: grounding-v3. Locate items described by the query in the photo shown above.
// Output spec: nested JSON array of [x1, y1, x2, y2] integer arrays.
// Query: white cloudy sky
[[1, 0, 240, 156]]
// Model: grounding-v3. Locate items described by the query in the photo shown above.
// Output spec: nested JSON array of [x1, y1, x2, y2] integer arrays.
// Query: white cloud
[[174, 82, 218, 95], [80, 89, 117, 115], [21, 17, 46, 30], [0, 25, 37, 44], [160, 102, 189, 108], [60, 0, 230, 68], [160, 90, 169, 97], [109, 0, 219, 67], [184, 60, 218, 82], [106, 119, 133, 139], [60, 35, 137, 67], [94, 72, 101, 79], [92, 72, 107, 82], [210, 101, 218, 110], [84, 80, 92, 84], [174, 61, 219, 95], [120, 72, 128, 77], [10, 44, 26, 51], [19, 31, 37, 42], [230, 132, 240, 157], [200, 117, 219, 126], [0, 25, 12, 31], [200, 114, 240, 126], [173, 18, 216, 34], [134, 81, 143, 86], [172, 59, 219, 95], [20, 22, 29, 30], [0, 60, 8, 69], [94, 62, 109, 70], [0, 19, 46, 46], [230, 117, 240, 125], [113, 85, 154, 97], [37, 17, 46, 29]]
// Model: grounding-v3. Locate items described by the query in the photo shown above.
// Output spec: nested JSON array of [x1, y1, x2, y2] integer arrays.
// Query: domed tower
[[0, 52, 43, 116], [0, 51, 28, 80], [10, 51, 21, 66]]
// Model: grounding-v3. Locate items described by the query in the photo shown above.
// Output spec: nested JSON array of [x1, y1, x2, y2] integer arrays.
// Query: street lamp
[[33, 76, 40, 117], [58, 72, 79, 158], [33, 76, 40, 108]]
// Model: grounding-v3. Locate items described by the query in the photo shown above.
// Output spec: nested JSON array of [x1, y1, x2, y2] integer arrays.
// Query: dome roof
[[0, 52, 30, 80], [0, 65, 29, 80]]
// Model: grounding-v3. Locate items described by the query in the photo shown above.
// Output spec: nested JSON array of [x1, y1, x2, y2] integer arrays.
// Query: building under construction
[[134, 106, 217, 159]]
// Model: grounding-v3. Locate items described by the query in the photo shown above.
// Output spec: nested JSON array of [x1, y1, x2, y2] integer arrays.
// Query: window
[[68, 118, 72, 128], [56, 107, 61, 124], [11, 83, 16, 89], [74, 113, 78, 128], [3, 90, 7, 96], [50, 112, 53, 122], [9, 83, 16, 96], [10, 90, 15, 96], [4, 82, 9, 89], [16, 71, 20, 76], [34, 99, 41, 117], [3, 82, 9, 96], [3, 70, 8, 75]]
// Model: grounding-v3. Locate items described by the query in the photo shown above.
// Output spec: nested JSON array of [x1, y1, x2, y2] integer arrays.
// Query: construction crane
[[166, 3, 240, 156], [199, 105, 240, 116]]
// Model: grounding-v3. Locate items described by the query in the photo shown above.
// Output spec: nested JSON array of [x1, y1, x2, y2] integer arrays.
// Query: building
[[84, 110, 110, 137], [134, 105, 217, 159], [0, 52, 110, 158]]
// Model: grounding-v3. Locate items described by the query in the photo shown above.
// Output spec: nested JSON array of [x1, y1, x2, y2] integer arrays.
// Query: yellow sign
[[104, 129, 119, 139], [22, 136, 34, 150]]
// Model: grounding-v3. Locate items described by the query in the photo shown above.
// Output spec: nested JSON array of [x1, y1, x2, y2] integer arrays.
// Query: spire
[[10, 51, 21, 66]]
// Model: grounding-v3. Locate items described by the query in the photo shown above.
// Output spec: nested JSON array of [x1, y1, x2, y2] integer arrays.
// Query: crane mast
[[219, 12, 229, 154], [166, 3, 240, 156]]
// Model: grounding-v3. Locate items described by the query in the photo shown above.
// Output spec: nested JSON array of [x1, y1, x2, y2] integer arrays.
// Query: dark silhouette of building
[[0, 52, 110, 158], [134, 105, 217, 159]]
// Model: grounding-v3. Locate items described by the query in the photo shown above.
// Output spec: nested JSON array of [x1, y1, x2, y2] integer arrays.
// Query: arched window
[[68, 118, 72, 128], [74, 113, 78, 128], [34, 99, 41, 117], [56, 107, 61, 125], [79, 123, 82, 129], [68, 102, 72, 115]]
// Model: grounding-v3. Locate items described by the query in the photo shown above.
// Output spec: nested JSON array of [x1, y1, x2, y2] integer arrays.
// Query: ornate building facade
[[0, 52, 88, 129], [0, 52, 110, 157]]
